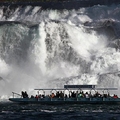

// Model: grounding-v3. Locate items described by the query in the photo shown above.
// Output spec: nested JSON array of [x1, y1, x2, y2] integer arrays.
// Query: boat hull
[[9, 97, 120, 104]]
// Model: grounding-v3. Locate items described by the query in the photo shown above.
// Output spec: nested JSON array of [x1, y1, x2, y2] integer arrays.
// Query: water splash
[[0, 4, 120, 98]]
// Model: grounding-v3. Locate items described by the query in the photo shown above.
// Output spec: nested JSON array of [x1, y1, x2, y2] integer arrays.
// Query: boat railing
[[12, 92, 22, 98]]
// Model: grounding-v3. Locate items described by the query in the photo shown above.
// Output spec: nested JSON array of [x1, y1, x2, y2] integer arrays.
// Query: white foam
[[0, 5, 120, 98]]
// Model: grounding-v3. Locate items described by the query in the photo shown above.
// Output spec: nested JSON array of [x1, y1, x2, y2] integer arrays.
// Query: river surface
[[0, 101, 120, 120]]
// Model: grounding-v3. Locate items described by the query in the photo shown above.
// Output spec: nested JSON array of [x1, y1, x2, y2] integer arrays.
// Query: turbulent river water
[[0, 4, 120, 120], [0, 101, 120, 120]]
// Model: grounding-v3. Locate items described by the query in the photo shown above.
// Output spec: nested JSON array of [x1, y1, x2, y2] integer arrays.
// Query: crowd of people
[[21, 90, 118, 99]]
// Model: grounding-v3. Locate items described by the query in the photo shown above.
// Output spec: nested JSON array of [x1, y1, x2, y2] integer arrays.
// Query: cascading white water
[[0, 4, 120, 98]]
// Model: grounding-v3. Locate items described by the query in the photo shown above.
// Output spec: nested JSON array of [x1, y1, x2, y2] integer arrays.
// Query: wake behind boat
[[9, 85, 120, 104], [0, 0, 120, 10]]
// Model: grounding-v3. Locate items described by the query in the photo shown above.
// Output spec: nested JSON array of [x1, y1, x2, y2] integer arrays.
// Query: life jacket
[[35, 95, 38, 99], [113, 95, 118, 98]]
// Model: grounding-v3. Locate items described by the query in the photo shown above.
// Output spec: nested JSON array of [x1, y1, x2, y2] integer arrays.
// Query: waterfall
[[0, 4, 120, 98]]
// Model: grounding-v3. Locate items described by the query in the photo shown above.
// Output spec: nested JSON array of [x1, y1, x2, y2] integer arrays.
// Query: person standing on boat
[[51, 93, 55, 98], [85, 92, 89, 98], [21, 91, 28, 98], [24, 91, 28, 98], [21, 91, 25, 98], [60, 91, 64, 98], [56, 91, 60, 98]]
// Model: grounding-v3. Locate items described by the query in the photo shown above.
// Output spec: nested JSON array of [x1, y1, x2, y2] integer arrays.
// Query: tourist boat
[[0, 0, 120, 10], [9, 85, 120, 104]]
